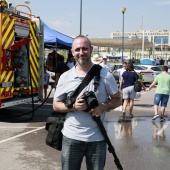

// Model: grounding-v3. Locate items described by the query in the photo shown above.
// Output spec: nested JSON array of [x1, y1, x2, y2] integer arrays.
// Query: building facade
[[111, 30, 170, 46], [110, 30, 170, 64]]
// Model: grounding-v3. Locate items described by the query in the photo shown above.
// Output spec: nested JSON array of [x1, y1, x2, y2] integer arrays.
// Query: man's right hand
[[73, 98, 87, 111]]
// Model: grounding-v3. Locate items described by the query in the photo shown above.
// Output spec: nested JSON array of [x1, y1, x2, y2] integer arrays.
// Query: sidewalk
[[114, 89, 155, 112], [134, 90, 154, 110], [113, 88, 170, 119], [109, 88, 170, 122]]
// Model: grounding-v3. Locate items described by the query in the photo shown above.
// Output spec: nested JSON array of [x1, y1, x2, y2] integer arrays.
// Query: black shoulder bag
[[134, 73, 142, 92], [45, 64, 102, 151]]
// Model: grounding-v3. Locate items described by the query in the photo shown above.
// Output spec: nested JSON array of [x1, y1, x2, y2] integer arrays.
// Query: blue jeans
[[154, 93, 169, 107], [61, 136, 106, 170]]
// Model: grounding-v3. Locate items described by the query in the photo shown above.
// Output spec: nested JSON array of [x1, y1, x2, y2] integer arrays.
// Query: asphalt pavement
[[0, 87, 170, 170]]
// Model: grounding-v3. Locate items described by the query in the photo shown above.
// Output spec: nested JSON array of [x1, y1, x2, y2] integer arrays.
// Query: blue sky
[[12, 0, 170, 38]]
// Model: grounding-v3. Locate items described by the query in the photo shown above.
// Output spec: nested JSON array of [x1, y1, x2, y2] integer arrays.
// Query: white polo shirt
[[117, 68, 126, 81]]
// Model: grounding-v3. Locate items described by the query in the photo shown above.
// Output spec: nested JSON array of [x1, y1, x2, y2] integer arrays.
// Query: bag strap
[[134, 72, 139, 80], [71, 64, 102, 100]]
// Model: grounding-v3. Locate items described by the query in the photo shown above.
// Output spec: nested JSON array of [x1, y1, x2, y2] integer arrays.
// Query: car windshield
[[134, 65, 146, 70]]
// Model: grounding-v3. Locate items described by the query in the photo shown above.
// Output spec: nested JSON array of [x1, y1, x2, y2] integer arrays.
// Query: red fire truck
[[0, 1, 44, 108]]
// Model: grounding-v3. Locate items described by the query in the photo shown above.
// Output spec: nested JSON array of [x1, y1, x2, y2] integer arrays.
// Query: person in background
[[132, 58, 135, 64], [113, 62, 128, 105], [159, 58, 164, 65], [91, 54, 102, 65], [66, 51, 76, 69], [156, 57, 160, 65], [53, 35, 121, 170], [147, 66, 170, 122], [43, 65, 50, 102], [54, 55, 69, 87], [46, 50, 64, 72], [113, 62, 128, 83], [100, 54, 111, 72], [119, 63, 146, 118]]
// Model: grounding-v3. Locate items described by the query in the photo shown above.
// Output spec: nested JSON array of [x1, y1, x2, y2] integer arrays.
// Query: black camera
[[64, 91, 98, 112], [64, 98, 75, 108], [80, 91, 99, 112]]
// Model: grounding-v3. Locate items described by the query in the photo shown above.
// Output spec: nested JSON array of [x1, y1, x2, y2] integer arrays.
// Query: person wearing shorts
[[119, 63, 146, 118], [147, 66, 170, 122], [112, 62, 127, 105]]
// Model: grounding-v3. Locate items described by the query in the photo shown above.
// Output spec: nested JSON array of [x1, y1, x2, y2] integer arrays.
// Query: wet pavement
[[0, 87, 170, 170]]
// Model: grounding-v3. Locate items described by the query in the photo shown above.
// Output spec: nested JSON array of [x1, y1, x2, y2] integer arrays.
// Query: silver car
[[111, 64, 154, 85], [140, 65, 162, 78], [133, 65, 154, 85]]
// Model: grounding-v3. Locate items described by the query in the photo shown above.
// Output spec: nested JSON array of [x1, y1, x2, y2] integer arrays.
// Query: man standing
[[156, 57, 160, 65], [147, 66, 170, 122], [100, 54, 111, 72], [53, 35, 121, 170], [54, 55, 69, 87], [113, 62, 127, 83], [66, 51, 76, 69], [113, 62, 128, 106]]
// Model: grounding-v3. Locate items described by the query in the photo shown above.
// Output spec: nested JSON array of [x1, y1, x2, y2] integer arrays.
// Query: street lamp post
[[80, 0, 82, 35], [121, 7, 126, 63]]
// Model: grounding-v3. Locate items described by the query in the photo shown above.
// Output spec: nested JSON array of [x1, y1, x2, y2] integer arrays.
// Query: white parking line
[[0, 126, 45, 144]]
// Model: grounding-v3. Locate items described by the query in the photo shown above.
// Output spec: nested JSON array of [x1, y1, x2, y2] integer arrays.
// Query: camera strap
[[92, 67, 123, 169], [70, 64, 102, 102], [93, 116, 123, 170]]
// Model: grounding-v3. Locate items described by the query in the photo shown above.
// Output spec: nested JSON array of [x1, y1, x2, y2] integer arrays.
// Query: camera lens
[[87, 98, 98, 108]]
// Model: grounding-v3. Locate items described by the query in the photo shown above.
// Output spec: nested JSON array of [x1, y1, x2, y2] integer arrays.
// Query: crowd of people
[[90, 55, 147, 119], [42, 35, 170, 170], [90, 54, 170, 122]]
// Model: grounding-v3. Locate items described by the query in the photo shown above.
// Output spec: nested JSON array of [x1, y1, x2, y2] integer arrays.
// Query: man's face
[[123, 63, 127, 69], [71, 37, 93, 66], [103, 58, 107, 61]]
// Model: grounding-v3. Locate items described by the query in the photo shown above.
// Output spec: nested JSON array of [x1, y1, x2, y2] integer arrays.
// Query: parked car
[[111, 64, 154, 85], [110, 64, 123, 71], [133, 65, 154, 84], [140, 65, 162, 78]]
